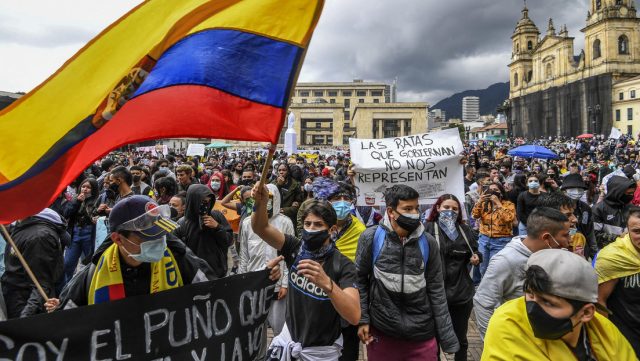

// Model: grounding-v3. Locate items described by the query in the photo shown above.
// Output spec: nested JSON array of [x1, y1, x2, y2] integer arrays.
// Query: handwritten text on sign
[[349, 128, 464, 205], [0, 270, 274, 361]]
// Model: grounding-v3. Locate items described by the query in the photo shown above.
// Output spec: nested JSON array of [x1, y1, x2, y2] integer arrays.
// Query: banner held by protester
[[349, 127, 465, 206], [0, 270, 275, 360]]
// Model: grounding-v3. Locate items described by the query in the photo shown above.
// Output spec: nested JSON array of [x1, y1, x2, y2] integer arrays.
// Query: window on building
[[344, 111, 350, 120], [619, 35, 629, 55], [405, 120, 411, 134], [545, 63, 553, 79], [330, 99, 336, 103], [301, 99, 307, 103], [328, 91, 337, 96], [344, 99, 350, 108], [516, 43, 520, 53], [632, 90, 636, 99], [527, 70, 533, 82], [628, 108, 633, 121], [596, 0, 601, 10], [616, 109, 621, 121], [371, 90, 383, 96], [316, 122, 321, 128], [514, 73, 519, 87], [593, 39, 601, 59], [342, 90, 352, 96], [616, 0, 623, 5], [359, 99, 365, 103], [620, 92, 625, 100], [313, 91, 323, 97], [300, 91, 309, 97], [373, 99, 380, 103], [527, 40, 533, 50], [356, 90, 366, 96]]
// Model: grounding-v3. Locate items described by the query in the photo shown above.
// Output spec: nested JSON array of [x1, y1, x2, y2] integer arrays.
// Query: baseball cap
[[526, 249, 610, 314], [108, 195, 179, 241]]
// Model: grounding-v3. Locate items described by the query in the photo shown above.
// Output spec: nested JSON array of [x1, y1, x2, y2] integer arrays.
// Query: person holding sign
[[355, 185, 459, 361], [251, 184, 360, 361], [45, 196, 282, 311]]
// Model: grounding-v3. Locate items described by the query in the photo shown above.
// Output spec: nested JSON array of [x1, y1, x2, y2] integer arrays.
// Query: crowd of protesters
[[0, 133, 638, 360]]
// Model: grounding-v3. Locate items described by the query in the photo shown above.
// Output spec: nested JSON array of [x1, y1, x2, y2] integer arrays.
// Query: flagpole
[[258, 143, 277, 187], [0, 224, 49, 301]]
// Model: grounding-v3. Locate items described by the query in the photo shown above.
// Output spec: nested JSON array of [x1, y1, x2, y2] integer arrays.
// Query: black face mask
[[240, 179, 254, 186], [199, 200, 213, 216], [301, 229, 329, 251], [394, 211, 421, 234], [526, 300, 577, 340], [109, 182, 120, 194], [622, 193, 634, 204], [132, 175, 141, 183]]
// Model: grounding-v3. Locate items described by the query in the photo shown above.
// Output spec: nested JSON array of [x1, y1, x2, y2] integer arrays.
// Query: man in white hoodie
[[473, 207, 571, 339], [239, 183, 293, 357]]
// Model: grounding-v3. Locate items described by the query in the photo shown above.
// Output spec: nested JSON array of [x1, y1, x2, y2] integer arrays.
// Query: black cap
[[561, 174, 587, 190]]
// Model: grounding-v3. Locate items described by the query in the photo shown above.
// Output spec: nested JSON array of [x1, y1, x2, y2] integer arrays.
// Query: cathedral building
[[508, 0, 640, 137]]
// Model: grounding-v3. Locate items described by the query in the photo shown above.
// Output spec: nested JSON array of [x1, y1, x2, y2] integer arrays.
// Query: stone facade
[[352, 103, 429, 139], [508, 0, 640, 137]]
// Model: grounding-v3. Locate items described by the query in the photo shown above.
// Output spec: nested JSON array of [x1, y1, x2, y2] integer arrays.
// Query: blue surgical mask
[[332, 200, 353, 220], [528, 181, 540, 190], [123, 236, 167, 263], [569, 227, 578, 237]]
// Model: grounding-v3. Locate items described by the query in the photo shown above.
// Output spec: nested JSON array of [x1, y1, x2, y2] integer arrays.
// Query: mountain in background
[[432, 82, 509, 119]]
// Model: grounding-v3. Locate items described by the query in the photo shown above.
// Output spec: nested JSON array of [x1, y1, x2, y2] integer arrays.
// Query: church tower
[[582, 0, 640, 73], [509, 5, 540, 96]]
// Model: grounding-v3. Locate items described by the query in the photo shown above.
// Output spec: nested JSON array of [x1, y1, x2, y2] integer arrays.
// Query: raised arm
[[251, 184, 286, 250]]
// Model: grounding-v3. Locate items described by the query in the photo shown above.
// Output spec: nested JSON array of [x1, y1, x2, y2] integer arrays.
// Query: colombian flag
[[0, 0, 324, 222]]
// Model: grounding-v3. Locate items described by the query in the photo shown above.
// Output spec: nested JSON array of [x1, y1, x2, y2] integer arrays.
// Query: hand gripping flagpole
[[0, 224, 49, 301], [258, 143, 277, 187]]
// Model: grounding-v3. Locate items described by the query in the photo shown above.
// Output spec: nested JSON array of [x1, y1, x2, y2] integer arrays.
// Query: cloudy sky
[[0, 0, 589, 104]]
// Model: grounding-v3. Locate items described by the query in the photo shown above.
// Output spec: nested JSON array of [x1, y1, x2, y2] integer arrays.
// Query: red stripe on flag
[[109, 284, 126, 301], [0, 85, 285, 223]]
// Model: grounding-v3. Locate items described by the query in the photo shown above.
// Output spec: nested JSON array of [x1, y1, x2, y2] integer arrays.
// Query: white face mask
[[565, 188, 584, 201], [210, 181, 221, 191]]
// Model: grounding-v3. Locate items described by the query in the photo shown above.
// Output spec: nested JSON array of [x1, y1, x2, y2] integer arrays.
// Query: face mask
[[528, 181, 540, 190], [304, 184, 313, 192], [569, 227, 578, 238], [109, 182, 120, 194], [210, 181, 221, 191], [622, 193, 634, 204], [332, 200, 352, 220], [266, 199, 274, 212], [301, 229, 329, 251], [565, 188, 584, 200], [394, 211, 421, 234], [122, 236, 167, 263], [160, 166, 169, 172], [132, 175, 141, 183], [526, 300, 577, 339], [439, 209, 458, 223], [545, 233, 565, 250], [241, 179, 254, 186]]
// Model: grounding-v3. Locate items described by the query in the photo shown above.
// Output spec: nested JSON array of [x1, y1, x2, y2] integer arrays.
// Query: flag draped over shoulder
[[0, 0, 324, 223]]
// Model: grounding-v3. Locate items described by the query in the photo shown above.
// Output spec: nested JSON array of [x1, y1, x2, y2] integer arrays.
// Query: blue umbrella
[[507, 145, 558, 159]]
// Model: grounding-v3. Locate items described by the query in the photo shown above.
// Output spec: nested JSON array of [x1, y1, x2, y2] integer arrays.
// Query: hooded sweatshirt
[[473, 236, 532, 339], [593, 175, 637, 248], [238, 184, 291, 288], [175, 184, 233, 278]]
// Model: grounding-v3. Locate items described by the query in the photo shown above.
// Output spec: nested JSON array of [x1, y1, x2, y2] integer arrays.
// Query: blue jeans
[[478, 235, 512, 277], [64, 225, 94, 284], [518, 222, 527, 236]]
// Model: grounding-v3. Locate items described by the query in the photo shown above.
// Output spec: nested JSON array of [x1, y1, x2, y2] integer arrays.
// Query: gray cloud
[[0, 14, 94, 48], [299, 0, 588, 104]]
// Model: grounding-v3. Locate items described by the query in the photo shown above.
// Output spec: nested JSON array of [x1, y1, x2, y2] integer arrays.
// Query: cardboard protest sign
[[187, 143, 206, 157], [0, 270, 275, 360], [350, 128, 464, 206]]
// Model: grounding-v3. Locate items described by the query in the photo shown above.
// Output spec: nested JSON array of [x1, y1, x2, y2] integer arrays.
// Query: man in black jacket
[[561, 174, 598, 259], [355, 185, 459, 360], [2, 208, 66, 318], [175, 184, 233, 278], [593, 175, 637, 248]]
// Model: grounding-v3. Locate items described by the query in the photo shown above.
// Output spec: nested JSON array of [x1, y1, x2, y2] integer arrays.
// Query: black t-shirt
[[608, 272, 640, 351], [280, 234, 357, 347], [569, 326, 596, 361]]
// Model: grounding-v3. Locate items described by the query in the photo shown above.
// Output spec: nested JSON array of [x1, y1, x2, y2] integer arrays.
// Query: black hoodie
[[175, 184, 233, 278], [2, 217, 66, 318], [593, 175, 637, 248]]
